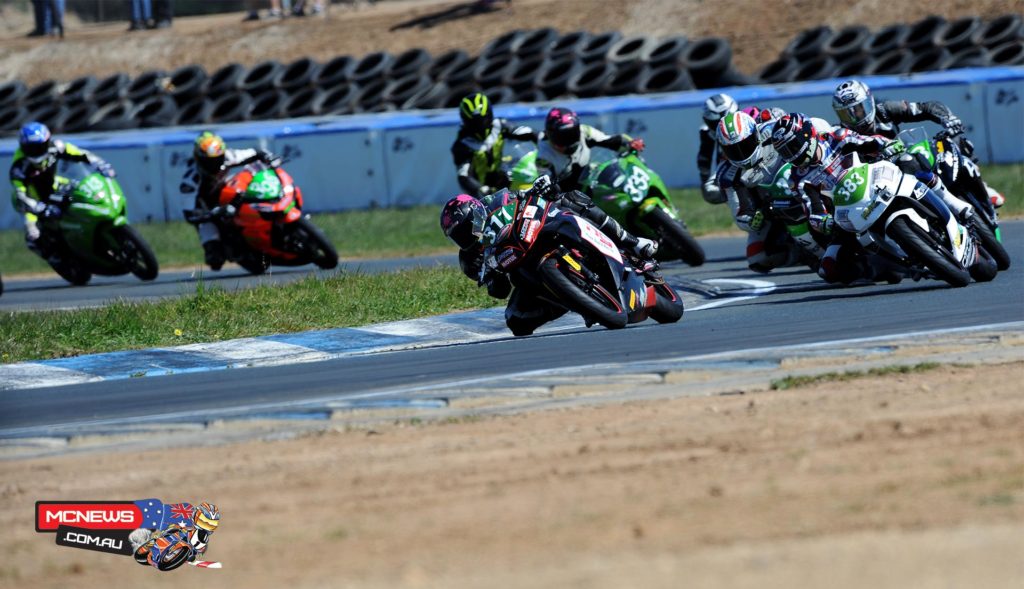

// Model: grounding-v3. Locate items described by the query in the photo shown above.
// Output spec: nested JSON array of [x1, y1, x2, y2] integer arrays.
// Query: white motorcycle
[[830, 153, 996, 287]]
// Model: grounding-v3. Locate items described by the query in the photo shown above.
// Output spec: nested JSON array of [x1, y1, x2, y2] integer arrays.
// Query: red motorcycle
[[186, 162, 338, 274]]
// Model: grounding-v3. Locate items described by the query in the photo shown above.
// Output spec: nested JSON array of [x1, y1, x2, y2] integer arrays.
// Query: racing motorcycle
[[581, 149, 705, 267], [758, 160, 829, 270], [892, 127, 1010, 270], [133, 525, 195, 572], [185, 162, 338, 275], [481, 189, 685, 332], [830, 153, 997, 287], [34, 160, 159, 285]]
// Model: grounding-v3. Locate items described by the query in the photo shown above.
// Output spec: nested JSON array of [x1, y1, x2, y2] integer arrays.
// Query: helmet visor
[[548, 125, 580, 151], [721, 132, 760, 164], [836, 100, 874, 128], [446, 210, 486, 249], [22, 140, 49, 160]]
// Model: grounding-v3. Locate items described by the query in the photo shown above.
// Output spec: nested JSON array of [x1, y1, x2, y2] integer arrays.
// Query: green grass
[[770, 362, 942, 390], [2, 163, 1020, 276], [0, 266, 500, 363]]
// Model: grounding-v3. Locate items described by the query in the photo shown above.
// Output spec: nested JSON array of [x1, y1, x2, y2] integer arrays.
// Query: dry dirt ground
[[0, 0, 1017, 86], [1, 361, 1022, 588]]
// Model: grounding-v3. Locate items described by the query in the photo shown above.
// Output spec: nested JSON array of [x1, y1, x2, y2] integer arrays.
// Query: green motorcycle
[[581, 149, 705, 266], [891, 127, 1010, 271], [34, 160, 159, 285]]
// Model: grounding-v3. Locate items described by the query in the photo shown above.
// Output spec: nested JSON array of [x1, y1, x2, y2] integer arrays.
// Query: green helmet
[[245, 169, 283, 201], [459, 92, 494, 138]]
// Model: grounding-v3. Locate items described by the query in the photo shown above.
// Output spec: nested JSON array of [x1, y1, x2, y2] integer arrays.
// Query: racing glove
[[881, 139, 905, 160], [632, 237, 658, 259], [96, 161, 116, 178], [529, 175, 557, 199], [627, 138, 645, 153], [943, 116, 965, 136], [40, 203, 62, 220], [257, 149, 282, 168], [701, 179, 725, 204], [809, 213, 834, 236]]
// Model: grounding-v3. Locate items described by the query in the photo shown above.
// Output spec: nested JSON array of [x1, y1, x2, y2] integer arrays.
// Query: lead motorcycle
[[830, 153, 997, 287], [481, 188, 684, 332]]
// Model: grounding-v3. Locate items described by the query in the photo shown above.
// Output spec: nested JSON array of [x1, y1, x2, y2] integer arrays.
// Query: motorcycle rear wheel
[[538, 257, 627, 330], [886, 217, 970, 287], [644, 206, 705, 267], [291, 217, 338, 269], [114, 225, 159, 281], [970, 217, 1010, 271]]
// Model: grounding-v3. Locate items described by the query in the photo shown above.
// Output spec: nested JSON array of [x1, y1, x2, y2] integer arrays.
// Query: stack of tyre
[[759, 13, 1023, 84], [431, 29, 756, 108]]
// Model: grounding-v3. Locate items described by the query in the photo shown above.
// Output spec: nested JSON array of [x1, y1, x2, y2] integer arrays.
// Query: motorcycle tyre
[[645, 206, 705, 267], [292, 217, 339, 269], [648, 281, 685, 324], [886, 216, 970, 287], [538, 257, 627, 330], [969, 246, 998, 283], [51, 256, 92, 286], [114, 225, 159, 281], [970, 217, 1010, 270]]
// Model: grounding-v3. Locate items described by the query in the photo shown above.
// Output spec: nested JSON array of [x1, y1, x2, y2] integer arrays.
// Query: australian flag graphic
[[134, 499, 196, 530]]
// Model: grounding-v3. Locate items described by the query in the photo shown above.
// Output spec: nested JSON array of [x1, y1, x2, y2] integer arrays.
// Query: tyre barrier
[[0, 16, 1013, 135]]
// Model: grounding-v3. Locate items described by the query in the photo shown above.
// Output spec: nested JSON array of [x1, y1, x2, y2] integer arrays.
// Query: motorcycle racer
[[180, 131, 280, 270], [697, 93, 737, 204], [451, 92, 538, 198], [441, 175, 658, 336], [10, 122, 115, 260], [714, 109, 824, 272], [536, 107, 645, 192], [831, 79, 1004, 209]]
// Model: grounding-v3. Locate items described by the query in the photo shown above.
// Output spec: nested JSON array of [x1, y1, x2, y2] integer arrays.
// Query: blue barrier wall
[[0, 66, 1020, 230]]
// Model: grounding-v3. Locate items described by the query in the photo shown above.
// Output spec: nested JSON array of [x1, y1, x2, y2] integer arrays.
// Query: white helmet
[[716, 111, 762, 167], [832, 79, 876, 133], [702, 93, 738, 128]]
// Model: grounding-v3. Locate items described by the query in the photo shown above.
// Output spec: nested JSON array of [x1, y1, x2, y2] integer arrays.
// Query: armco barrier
[[0, 66, 1020, 230]]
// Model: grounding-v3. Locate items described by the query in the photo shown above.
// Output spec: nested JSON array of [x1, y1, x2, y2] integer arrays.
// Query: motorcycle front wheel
[[644, 206, 705, 267], [970, 217, 1010, 271], [290, 217, 338, 269], [114, 225, 159, 281], [886, 217, 970, 288], [648, 281, 685, 324], [538, 256, 627, 330]]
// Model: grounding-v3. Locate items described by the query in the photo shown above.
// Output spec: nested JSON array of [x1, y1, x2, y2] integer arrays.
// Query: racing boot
[[918, 172, 974, 222], [203, 240, 226, 271]]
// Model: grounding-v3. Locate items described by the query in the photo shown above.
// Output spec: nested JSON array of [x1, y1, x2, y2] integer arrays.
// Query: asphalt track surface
[[2, 222, 1022, 435]]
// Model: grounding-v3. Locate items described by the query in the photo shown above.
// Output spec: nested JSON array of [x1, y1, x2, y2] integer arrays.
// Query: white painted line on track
[[688, 278, 776, 312]]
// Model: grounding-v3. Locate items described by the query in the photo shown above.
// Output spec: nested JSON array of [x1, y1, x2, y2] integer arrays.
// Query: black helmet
[[440, 194, 488, 250], [459, 92, 494, 139], [771, 114, 819, 167], [544, 107, 581, 152]]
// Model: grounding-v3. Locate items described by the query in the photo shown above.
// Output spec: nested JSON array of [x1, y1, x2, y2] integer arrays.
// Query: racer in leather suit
[[442, 176, 657, 336], [832, 79, 1004, 210], [451, 92, 538, 198], [536, 107, 645, 192]]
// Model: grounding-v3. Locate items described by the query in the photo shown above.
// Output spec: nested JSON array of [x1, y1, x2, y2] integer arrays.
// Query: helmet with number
[[702, 93, 738, 128], [440, 194, 487, 250], [193, 131, 227, 177], [193, 502, 220, 533], [544, 107, 581, 152], [832, 79, 876, 133], [716, 111, 762, 167], [459, 92, 494, 139], [18, 122, 54, 170], [771, 114, 820, 167]]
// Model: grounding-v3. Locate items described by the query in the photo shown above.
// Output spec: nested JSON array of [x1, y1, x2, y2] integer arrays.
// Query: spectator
[[292, 0, 327, 16], [28, 0, 63, 38], [244, 0, 283, 21], [153, 0, 172, 28], [128, 0, 152, 31]]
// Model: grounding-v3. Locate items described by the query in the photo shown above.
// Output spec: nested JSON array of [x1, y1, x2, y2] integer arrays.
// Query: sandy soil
[[1, 361, 1022, 588], [0, 0, 1017, 85]]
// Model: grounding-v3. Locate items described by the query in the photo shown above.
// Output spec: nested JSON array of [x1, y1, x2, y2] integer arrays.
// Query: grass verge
[[1, 163, 1019, 276], [0, 266, 500, 363], [770, 362, 942, 390]]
